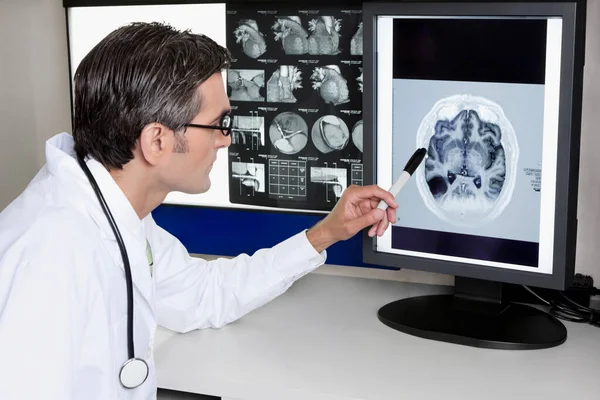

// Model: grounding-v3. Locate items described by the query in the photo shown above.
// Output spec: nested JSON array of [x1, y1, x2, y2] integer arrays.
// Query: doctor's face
[[163, 72, 231, 194]]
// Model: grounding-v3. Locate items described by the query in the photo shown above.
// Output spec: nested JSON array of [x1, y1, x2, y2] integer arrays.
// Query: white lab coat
[[0, 133, 326, 399]]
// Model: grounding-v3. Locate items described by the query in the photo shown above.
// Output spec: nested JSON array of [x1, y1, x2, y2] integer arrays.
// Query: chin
[[173, 174, 211, 195], [190, 179, 211, 195]]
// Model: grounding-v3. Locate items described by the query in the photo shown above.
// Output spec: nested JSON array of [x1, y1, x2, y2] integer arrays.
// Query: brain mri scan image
[[269, 112, 309, 154], [307, 16, 341, 55], [415, 94, 519, 226], [311, 65, 350, 106], [311, 115, 350, 154], [233, 19, 267, 59], [267, 66, 303, 103], [272, 16, 309, 55]]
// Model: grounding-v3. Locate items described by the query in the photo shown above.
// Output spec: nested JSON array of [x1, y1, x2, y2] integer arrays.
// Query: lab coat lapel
[[116, 227, 155, 314], [45, 134, 155, 310], [88, 160, 154, 309], [74, 159, 154, 310]]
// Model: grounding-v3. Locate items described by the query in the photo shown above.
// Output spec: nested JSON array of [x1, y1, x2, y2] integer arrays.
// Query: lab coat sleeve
[[149, 217, 327, 332], [0, 215, 115, 400]]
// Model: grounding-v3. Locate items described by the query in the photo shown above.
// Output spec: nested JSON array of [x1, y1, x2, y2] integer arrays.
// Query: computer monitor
[[362, 0, 586, 350]]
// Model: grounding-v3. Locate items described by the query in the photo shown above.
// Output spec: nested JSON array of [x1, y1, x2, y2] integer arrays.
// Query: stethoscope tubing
[[76, 157, 136, 363]]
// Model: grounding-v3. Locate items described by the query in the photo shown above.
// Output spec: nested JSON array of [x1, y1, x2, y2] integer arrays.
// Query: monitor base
[[378, 278, 567, 350]]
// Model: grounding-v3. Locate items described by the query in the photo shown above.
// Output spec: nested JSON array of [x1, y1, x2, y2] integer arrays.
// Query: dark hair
[[72, 22, 232, 169]]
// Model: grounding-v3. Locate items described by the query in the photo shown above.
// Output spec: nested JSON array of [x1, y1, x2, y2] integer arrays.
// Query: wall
[[0, 0, 598, 285], [0, 0, 72, 211], [575, 0, 600, 281]]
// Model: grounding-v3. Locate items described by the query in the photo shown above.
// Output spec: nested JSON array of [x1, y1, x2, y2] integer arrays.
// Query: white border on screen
[[67, 4, 323, 214], [374, 15, 562, 274]]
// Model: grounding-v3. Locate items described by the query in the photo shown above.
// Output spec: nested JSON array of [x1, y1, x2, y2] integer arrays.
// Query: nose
[[217, 131, 232, 148]]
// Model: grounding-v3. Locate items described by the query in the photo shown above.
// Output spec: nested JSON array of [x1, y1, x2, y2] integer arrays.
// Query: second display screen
[[226, 3, 364, 211]]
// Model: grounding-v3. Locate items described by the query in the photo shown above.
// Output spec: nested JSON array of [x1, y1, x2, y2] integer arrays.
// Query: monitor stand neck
[[377, 276, 567, 350], [454, 276, 508, 313]]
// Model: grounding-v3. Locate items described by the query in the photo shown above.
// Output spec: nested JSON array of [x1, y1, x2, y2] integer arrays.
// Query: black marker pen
[[377, 148, 427, 210]]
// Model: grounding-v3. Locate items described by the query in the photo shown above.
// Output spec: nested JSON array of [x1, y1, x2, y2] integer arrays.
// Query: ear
[[138, 123, 171, 166]]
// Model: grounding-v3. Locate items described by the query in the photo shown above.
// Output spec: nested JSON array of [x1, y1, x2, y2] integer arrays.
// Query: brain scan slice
[[415, 94, 519, 226]]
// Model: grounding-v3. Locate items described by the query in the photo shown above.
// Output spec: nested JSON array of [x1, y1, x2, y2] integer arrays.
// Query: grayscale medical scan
[[226, 3, 363, 211], [389, 16, 547, 268]]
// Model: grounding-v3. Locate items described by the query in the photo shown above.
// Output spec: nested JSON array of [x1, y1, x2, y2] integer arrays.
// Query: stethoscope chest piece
[[119, 357, 149, 388]]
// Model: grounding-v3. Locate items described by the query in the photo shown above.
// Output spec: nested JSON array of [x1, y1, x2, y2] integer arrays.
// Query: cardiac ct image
[[272, 16, 309, 55], [307, 16, 342, 55], [310, 167, 348, 201], [228, 69, 265, 102], [231, 114, 264, 149], [231, 162, 266, 193], [311, 65, 350, 106], [350, 21, 363, 56], [271, 16, 343, 55], [269, 112, 309, 155], [415, 94, 520, 227], [233, 19, 267, 59], [311, 115, 350, 154], [352, 120, 363, 152], [267, 66, 303, 103]]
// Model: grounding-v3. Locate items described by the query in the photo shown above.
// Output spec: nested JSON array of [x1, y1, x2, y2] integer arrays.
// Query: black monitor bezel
[[362, 1, 586, 291]]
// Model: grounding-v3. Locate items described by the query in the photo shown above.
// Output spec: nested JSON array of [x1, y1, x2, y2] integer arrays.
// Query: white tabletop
[[154, 272, 600, 400]]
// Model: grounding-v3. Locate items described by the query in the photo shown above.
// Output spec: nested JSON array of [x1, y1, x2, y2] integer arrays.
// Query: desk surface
[[154, 272, 600, 400]]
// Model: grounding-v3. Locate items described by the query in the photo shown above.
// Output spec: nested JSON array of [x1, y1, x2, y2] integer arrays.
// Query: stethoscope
[[77, 156, 149, 389]]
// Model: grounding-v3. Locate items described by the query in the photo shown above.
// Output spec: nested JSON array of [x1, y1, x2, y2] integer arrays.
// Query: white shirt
[[0, 133, 326, 399]]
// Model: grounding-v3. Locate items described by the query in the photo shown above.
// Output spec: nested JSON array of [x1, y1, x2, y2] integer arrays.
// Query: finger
[[377, 216, 389, 236], [353, 185, 398, 208], [386, 207, 397, 225], [359, 199, 373, 215], [346, 208, 385, 236], [361, 196, 397, 216], [375, 212, 387, 236], [368, 223, 377, 237], [368, 197, 394, 211], [369, 218, 389, 237], [363, 197, 390, 214]]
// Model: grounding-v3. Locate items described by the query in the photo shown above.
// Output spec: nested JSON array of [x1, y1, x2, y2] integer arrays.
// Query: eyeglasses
[[184, 113, 232, 136]]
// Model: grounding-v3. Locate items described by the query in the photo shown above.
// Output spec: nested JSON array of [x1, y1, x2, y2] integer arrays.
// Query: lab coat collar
[[45, 133, 154, 308]]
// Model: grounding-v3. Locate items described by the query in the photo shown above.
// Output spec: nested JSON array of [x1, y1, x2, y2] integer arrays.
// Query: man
[[0, 22, 397, 399]]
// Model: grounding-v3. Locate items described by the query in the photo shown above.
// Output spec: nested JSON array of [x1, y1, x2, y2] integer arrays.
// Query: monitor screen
[[374, 15, 563, 275]]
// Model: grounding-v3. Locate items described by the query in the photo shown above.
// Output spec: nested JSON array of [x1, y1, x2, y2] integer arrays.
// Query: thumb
[[345, 208, 385, 236]]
